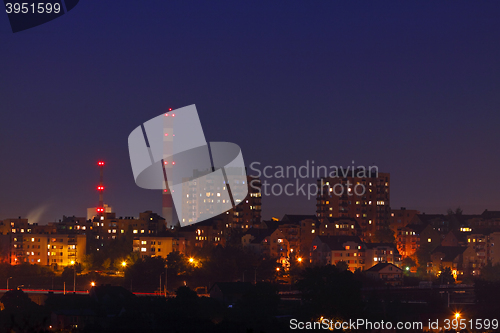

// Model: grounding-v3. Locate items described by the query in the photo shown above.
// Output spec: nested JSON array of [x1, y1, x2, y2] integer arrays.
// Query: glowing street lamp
[[70, 260, 75, 265], [297, 257, 303, 263], [189, 258, 194, 263], [455, 312, 461, 320], [276, 267, 280, 272], [90, 281, 95, 287], [121, 261, 127, 267]]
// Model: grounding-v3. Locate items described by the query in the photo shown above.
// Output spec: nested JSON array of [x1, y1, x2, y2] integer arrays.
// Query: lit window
[[428, 238, 431, 243], [133, 230, 138, 234], [141, 248, 146, 252]]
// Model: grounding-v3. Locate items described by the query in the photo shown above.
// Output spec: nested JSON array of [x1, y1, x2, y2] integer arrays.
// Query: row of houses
[[389, 210, 500, 277]]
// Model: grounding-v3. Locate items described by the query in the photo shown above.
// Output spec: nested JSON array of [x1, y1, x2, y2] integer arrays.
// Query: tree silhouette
[[297, 265, 362, 318], [436, 267, 455, 284]]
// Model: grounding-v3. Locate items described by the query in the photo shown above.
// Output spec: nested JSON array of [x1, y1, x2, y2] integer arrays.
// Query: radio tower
[[97, 161, 105, 216]]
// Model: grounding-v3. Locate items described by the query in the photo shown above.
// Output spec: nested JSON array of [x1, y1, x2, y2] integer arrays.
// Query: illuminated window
[[133, 230, 138, 234], [141, 248, 146, 252], [345, 246, 350, 250], [428, 238, 431, 243]]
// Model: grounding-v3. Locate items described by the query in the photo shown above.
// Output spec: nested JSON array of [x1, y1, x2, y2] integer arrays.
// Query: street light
[[455, 312, 461, 320], [189, 257, 194, 263], [276, 267, 280, 272], [121, 261, 127, 267], [71, 261, 77, 293], [297, 257, 303, 263], [90, 281, 95, 287]]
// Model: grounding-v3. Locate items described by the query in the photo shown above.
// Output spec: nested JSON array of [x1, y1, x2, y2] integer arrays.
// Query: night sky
[[1, 1, 500, 223]]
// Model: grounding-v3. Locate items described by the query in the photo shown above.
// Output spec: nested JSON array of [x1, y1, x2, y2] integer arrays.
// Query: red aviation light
[[98, 161, 105, 166], [97, 186, 104, 191]]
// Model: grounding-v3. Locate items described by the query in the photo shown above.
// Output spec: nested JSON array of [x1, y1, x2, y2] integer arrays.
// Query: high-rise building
[[133, 236, 186, 259], [170, 168, 261, 229], [316, 170, 390, 240], [10, 234, 86, 267]]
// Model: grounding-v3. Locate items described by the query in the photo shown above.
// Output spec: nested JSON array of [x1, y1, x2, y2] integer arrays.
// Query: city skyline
[[2, 1, 500, 223]]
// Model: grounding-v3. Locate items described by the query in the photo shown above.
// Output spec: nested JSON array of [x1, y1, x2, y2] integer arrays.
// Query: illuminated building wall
[[316, 171, 390, 240]]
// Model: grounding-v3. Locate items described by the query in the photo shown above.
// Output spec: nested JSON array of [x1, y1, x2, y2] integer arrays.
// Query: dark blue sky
[[1, 1, 500, 223]]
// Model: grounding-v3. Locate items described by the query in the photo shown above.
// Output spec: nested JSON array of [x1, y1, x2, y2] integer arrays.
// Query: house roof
[[243, 228, 272, 244], [405, 223, 430, 234], [316, 235, 363, 251], [261, 220, 281, 232], [281, 214, 318, 225], [326, 217, 361, 228], [444, 230, 467, 243], [365, 242, 396, 249], [366, 262, 401, 272], [431, 246, 466, 262], [481, 210, 500, 219]]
